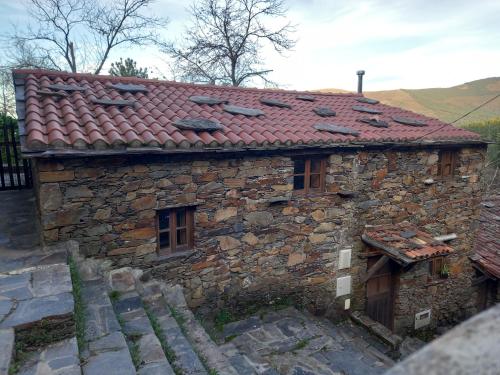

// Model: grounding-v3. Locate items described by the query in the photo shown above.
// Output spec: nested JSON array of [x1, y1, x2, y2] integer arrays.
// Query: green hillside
[[462, 118, 500, 166], [366, 77, 500, 125], [320, 77, 500, 166]]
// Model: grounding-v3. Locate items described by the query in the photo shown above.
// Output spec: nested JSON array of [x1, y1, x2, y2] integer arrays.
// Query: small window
[[429, 257, 444, 277], [293, 158, 326, 193], [157, 206, 195, 254], [438, 151, 457, 178]]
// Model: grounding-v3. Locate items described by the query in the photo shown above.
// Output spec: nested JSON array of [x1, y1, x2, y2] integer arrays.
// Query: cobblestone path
[[218, 307, 395, 375]]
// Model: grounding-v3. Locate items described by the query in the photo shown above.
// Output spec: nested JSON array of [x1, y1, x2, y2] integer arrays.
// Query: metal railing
[[0, 121, 32, 190]]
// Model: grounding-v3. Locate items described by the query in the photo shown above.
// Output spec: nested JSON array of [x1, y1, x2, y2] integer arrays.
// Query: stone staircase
[[76, 255, 239, 375], [0, 239, 240, 375], [76, 259, 136, 375], [109, 288, 175, 374], [0, 242, 79, 375], [0, 240, 396, 375], [0, 190, 239, 374]]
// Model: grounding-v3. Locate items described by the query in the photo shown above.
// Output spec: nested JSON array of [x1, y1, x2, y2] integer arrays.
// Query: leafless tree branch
[[7, 0, 168, 74], [167, 0, 296, 86], [0, 67, 16, 117]]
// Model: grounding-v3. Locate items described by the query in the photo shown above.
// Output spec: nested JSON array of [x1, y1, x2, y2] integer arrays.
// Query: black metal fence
[[0, 120, 32, 190]]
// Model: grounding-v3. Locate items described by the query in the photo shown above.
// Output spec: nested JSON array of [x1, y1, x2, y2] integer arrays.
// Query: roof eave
[[21, 138, 488, 159], [361, 234, 415, 266], [469, 255, 500, 280]]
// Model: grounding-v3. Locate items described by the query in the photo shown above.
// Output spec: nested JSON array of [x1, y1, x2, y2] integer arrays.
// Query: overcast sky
[[1, 0, 499, 91]]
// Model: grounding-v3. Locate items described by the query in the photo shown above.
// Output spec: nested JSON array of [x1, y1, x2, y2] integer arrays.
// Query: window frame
[[438, 150, 457, 178], [292, 158, 327, 194], [156, 206, 195, 255]]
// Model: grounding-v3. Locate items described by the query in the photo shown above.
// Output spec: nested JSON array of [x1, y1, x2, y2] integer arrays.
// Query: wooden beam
[[357, 250, 383, 259], [361, 234, 413, 265], [470, 262, 498, 281], [360, 255, 389, 283]]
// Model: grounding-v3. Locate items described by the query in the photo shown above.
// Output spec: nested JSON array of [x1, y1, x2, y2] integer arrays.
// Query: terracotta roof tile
[[362, 223, 454, 264], [471, 195, 500, 278], [13, 69, 485, 154]]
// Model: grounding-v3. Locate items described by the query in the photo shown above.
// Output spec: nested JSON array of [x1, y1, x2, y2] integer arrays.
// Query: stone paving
[[218, 307, 395, 375], [0, 328, 14, 373], [0, 263, 74, 330], [0, 190, 39, 252], [0, 189, 69, 276], [16, 337, 80, 375], [0, 262, 76, 375]]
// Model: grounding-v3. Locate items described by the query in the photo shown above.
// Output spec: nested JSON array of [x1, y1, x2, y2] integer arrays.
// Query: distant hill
[[317, 88, 352, 94], [320, 77, 500, 125]]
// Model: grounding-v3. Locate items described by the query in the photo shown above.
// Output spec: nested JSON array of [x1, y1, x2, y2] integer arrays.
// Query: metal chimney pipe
[[357, 70, 365, 94]]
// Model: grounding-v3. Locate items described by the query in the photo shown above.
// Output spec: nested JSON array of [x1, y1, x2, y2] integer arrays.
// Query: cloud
[[1, 0, 498, 91], [263, 0, 500, 90]]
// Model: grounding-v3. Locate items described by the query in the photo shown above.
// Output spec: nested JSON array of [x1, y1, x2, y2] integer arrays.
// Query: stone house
[[469, 194, 500, 310], [13, 69, 488, 335]]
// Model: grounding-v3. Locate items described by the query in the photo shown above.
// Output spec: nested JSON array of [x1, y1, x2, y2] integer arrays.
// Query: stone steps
[[106, 267, 240, 375], [160, 283, 240, 375], [83, 331, 135, 375], [75, 258, 136, 375], [0, 260, 76, 375], [350, 311, 403, 350], [0, 237, 241, 375], [111, 290, 175, 375], [139, 281, 208, 375], [70, 254, 240, 375]]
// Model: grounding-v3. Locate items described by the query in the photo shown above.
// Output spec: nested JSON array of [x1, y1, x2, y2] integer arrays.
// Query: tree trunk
[[69, 42, 77, 73]]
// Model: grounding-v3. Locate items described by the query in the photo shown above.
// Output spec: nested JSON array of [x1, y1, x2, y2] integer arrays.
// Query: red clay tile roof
[[470, 195, 500, 279], [13, 69, 484, 155], [362, 223, 454, 264]]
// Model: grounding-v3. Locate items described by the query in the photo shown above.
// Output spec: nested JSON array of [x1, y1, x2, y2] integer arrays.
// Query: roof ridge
[[12, 69, 360, 98]]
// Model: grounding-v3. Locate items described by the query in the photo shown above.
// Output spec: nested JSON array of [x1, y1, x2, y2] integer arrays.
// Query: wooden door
[[477, 280, 498, 311], [366, 256, 394, 329]]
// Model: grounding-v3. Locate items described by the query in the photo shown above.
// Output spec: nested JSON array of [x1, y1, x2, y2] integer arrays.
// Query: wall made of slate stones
[[32, 146, 486, 331]]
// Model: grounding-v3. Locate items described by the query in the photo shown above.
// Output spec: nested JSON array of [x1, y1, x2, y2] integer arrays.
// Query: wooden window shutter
[[429, 257, 444, 276], [439, 151, 457, 177]]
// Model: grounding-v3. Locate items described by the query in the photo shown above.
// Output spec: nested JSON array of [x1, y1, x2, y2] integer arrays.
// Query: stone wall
[[32, 146, 486, 332], [344, 147, 485, 333], [33, 153, 350, 312]]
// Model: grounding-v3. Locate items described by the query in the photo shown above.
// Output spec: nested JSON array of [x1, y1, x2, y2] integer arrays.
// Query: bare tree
[[0, 67, 16, 118], [168, 0, 296, 86], [8, 0, 167, 74]]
